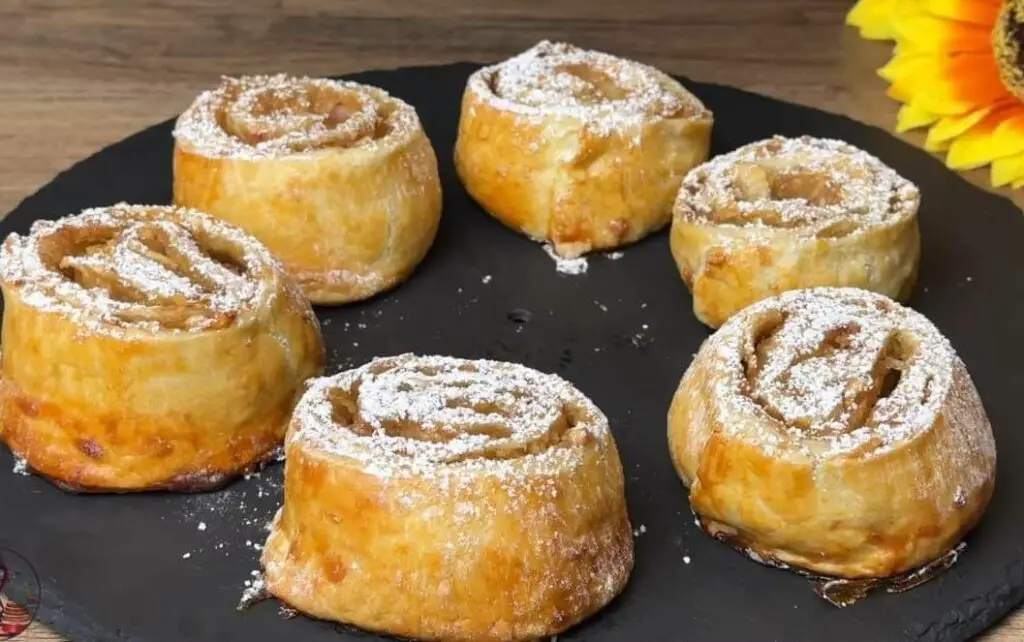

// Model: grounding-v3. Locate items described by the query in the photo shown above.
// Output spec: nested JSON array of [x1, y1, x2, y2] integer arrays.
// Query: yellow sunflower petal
[[885, 55, 941, 102], [912, 54, 1011, 115], [923, 0, 1001, 27], [988, 113, 1024, 158], [896, 103, 939, 132], [847, 0, 901, 39], [925, 136, 952, 153], [925, 106, 993, 150], [892, 13, 991, 53], [946, 109, 1022, 169], [990, 152, 1024, 188], [878, 52, 929, 83]]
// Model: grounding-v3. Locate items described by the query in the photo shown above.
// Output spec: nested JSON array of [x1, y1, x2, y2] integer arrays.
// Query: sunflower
[[846, 0, 1024, 188]]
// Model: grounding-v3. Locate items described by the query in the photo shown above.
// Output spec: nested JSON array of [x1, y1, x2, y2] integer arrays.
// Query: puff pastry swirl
[[455, 41, 713, 258], [670, 136, 921, 328], [262, 354, 633, 641], [0, 204, 325, 492], [173, 74, 443, 304], [667, 287, 996, 579]]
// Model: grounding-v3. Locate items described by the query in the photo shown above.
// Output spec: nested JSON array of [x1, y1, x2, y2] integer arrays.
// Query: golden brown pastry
[[454, 40, 713, 258], [261, 353, 633, 642], [172, 74, 442, 305], [0, 203, 325, 492], [667, 287, 996, 579], [670, 135, 921, 328]]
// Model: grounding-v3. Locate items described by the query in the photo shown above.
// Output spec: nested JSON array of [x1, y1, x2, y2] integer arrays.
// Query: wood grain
[[2, 0, 1020, 640]]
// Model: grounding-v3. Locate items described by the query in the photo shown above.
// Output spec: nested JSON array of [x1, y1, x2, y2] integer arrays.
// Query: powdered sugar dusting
[[467, 41, 710, 138], [291, 353, 611, 482], [173, 74, 422, 160], [12, 456, 28, 476], [542, 243, 588, 275], [238, 570, 269, 610], [674, 135, 919, 237], [0, 203, 280, 336], [705, 288, 961, 459]]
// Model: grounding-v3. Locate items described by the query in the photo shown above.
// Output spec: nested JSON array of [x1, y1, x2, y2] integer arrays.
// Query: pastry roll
[[670, 135, 921, 328], [667, 287, 996, 579], [0, 204, 325, 492], [172, 74, 443, 305], [455, 40, 713, 258], [262, 354, 633, 641]]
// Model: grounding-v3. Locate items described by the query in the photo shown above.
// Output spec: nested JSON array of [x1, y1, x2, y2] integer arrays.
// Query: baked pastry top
[[0, 203, 325, 492], [455, 40, 713, 258], [667, 287, 996, 579], [173, 74, 442, 305], [670, 135, 921, 328], [262, 353, 633, 642]]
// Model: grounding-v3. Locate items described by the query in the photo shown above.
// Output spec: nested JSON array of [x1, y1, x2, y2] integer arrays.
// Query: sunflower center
[[994, 0, 1024, 101]]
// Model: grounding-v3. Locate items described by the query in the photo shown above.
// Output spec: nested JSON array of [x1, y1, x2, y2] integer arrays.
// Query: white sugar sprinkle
[[197, 522, 207, 531], [674, 135, 919, 238], [174, 74, 423, 160], [0, 203, 282, 338], [182, 553, 191, 559], [290, 354, 611, 482], [481, 275, 492, 284], [542, 244, 588, 275], [468, 41, 709, 139], [683, 555, 691, 564], [696, 287, 992, 467], [12, 457, 29, 476]]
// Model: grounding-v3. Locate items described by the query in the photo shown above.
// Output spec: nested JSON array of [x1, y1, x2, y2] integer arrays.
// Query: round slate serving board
[[1, 63, 1022, 642]]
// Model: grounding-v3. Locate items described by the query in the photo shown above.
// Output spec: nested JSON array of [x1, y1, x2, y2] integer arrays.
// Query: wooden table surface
[[3, 1, 1020, 640]]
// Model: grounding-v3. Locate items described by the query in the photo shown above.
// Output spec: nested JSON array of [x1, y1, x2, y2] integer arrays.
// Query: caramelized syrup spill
[[694, 511, 966, 608], [810, 543, 966, 607]]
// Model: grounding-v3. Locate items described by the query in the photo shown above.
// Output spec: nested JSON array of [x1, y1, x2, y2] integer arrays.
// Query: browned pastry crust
[[261, 354, 634, 641], [173, 74, 442, 305], [670, 136, 921, 328], [0, 204, 325, 492], [454, 41, 713, 258], [667, 287, 996, 579]]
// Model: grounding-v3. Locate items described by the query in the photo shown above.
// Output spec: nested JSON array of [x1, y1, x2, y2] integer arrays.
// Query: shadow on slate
[[0, 62, 1022, 642]]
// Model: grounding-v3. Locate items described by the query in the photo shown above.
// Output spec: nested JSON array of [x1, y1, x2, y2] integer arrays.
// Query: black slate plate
[[1, 62, 1023, 642]]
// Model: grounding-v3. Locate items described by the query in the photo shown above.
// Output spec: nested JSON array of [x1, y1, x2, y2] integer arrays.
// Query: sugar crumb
[[542, 244, 588, 275], [12, 457, 29, 476]]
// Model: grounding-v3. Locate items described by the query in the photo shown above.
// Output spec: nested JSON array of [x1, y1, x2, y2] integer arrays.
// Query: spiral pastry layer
[[670, 135, 921, 328], [173, 74, 442, 304], [667, 287, 995, 578], [0, 203, 325, 492], [455, 40, 713, 258], [261, 354, 633, 641]]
